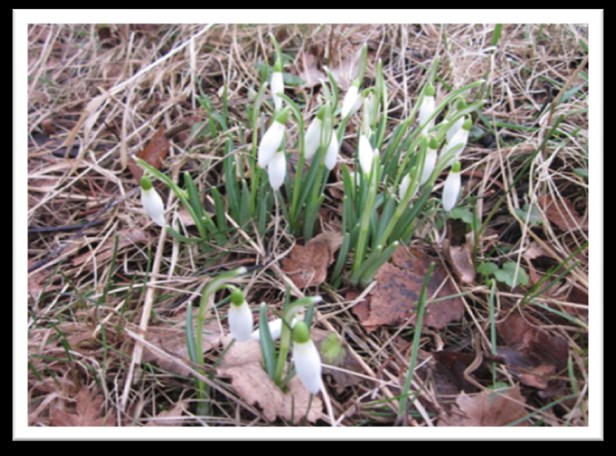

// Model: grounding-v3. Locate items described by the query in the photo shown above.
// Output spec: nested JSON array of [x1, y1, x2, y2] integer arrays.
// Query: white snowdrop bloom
[[446, 116, 465, 143], [292, 322, 322, 395], [420, 142, 439, 185], [258, 120, 286, 169], [140, 176, 165, 227], [324, 131, 340, 170], [341, 83, 362, 118], [304, 117, 322, 161], [267, 151, 286, 191], [444, 118, 472, 162], [358, 134, 377, 175], [442, 162, 462, 212], [271, 69, 284, 111], [250, 317, 297, 341], [228, 290, 253, 342], [398, 174, 410, 201], [418, 85, 436, 134], [362, 91, 378, 133]]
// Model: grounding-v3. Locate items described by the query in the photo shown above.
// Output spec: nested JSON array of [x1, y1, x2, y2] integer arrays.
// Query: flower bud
[[258, 118, 286, 169], [267, 151, 286, 190], [418, 84, 436, 135], [324, 130, 340, 170], [358, 134, 377, 175], [292, 321, 322, 395], [420, 139, 439, 185], [442, 161, 462, 212], [303, 117, 322, 161], [341, 81, 362, 118], [228, 289, 253, 342], [140, 176, 165, 227], [271, 61, 284, 111]]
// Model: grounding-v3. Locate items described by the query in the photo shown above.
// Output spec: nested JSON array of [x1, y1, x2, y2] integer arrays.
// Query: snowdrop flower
[[444, 118, 472, 161], [303, 116, 322, 161], [267, 150, 286, 191], [398, 174, 417, 201], [258, 109, 288, 168], [228, 287, 253, 342], [418, 84, 436, 135], [446, 116, 465, 143], [341, 80, 362, 118], [250, 317, 298, 341], [420, 137, 439, 185], [324, 130, 340, 170], [140, 176, 165, 227], [271, 58, 284, 111], [362, 90, 378, 133], [358, 134, 378, 175], [442, 161, 462, 212], [292, 321, 322, 395]]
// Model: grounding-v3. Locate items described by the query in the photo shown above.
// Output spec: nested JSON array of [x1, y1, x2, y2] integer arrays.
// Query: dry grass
[[27, 24, 588, 427]]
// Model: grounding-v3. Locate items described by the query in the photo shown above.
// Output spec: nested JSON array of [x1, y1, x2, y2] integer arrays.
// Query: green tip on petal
[[428, 136, 439, 150], [230, 286, 245, 307], [462, 118, 473, 130], [292, 321, 311, 344], [140, 175, 153, 191], [425, 84, 435, 97], [275, 107, 289, 124], [452, 161, 462, 173]]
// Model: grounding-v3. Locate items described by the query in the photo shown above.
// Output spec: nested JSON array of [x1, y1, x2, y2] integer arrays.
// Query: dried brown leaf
[[432, 351, 490, 395], [217, 340, 322, 423], [496, 313, 568, 389], [143, 312, 224, 377], [128, 126, 170, 181], [281, 231, 343, 288], [443, 237, 476, 284], [145, 400, 188, 426], [351, 247, 464, 332], [49, 388, 114, 426], [438, 386, 528, 426], [539, 195, 587, 232]]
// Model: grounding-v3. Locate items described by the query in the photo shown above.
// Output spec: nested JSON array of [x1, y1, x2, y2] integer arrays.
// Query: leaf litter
[[128, 126, 170, 181], [49, 388, 114, 426], [217, 338, 322, 424], [352, 246, 464, 332]]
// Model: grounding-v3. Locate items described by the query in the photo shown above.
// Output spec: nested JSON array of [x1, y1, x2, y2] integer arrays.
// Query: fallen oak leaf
[[281, 231, 343, 288], [49, 388, 114, 426], [128, 126, 170, 181], [351, 246, 464, 332], [217, 338, 322, 424], [438, 386, 528, 426]]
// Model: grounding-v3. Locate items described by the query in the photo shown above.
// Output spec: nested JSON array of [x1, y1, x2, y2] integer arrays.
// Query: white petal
[[420, 147, 438, 185], [341, 85, 360, 118], [271, 71, 284, 111], [293, 340, 322, 394], [399, 174, 410, 201], [358, 135, 375, 175], [442, 169, 461, 211], [444, 128, 469, 162], [304, 117, 322, 161], [324, 133, 339, 170], [140, 187, 165, 227], [258, 121, 285, 168], [228, 301, 253, 342], [250, 317, 297, 341], [267, 151, 286, 190], [419, 96, 435, 133], [446, 117, 464, 143]]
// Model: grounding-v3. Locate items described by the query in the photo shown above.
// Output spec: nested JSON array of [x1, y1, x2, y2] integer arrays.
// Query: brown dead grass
[[27, 24, 588, 427]]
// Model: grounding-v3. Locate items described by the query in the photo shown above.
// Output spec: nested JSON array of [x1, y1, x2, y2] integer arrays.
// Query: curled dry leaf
[[281, 231, 344, 288], [217, 339, 322, 424], [49, 388, 115, 426], [143, 311, 224, 377], [539, 194, 587, 232], [438, 386, 528, 426], [351, 246, 465, 332], [496, 312, 568, 390], [128, 126, 170, 181]]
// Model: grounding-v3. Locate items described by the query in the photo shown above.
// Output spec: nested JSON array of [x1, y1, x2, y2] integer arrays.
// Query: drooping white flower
[[358, 134, 377, 175], [418, 84, 436, 135], [444, 118, 472, 162], [446, 116, 465, 143], [140, 176, 165, 227], [303, 116, 322, 161], [228, 288, 253, 342], [420, 139, 439, 185], [271, 67, 284, 112], [258, 120, 285, 169], [250, 317, 297, 341], [267, 151, 286, 190], [292, 321, 322, 395], [324, 131, 340, 170], [442, 162, 462, 212], [341, 82, 362, 118]]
